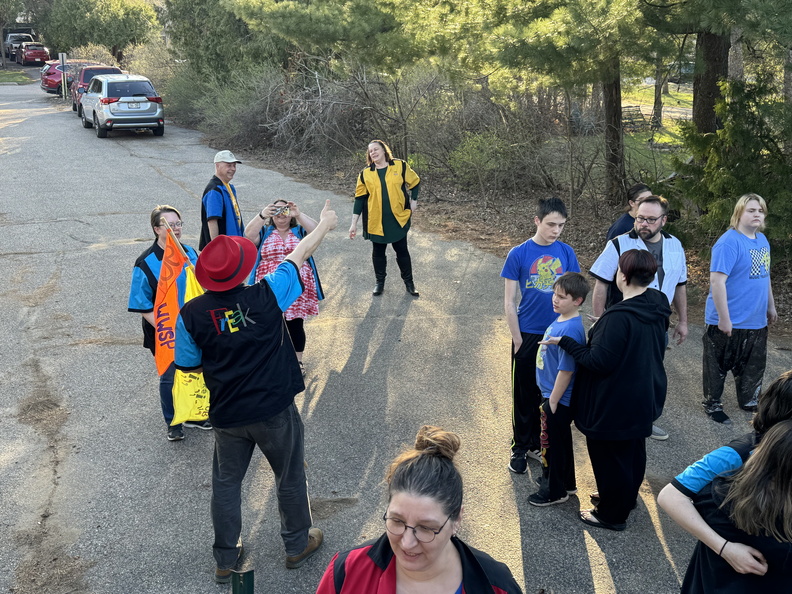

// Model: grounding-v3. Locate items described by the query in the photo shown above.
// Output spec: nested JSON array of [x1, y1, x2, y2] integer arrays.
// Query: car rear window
[[108, 81, 156, 97], [27, 44, 46, 50], [84, 68, 121, 83]]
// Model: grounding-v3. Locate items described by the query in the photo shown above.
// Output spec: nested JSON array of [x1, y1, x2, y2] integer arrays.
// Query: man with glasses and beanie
[[200, 150, 245, 250], [128, 205, 209, 441], [175, 200, 338, 583], [589, 195, 688, 440]]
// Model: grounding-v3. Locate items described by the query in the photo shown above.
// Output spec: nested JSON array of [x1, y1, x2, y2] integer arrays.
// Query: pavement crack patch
[[13, 358, 92, 594]]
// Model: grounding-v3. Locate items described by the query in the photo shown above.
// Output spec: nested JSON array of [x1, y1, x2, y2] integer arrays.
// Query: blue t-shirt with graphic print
[[501, 239, 580, 335], [536, 316, 586, 407], [705, 229, 771, 329]]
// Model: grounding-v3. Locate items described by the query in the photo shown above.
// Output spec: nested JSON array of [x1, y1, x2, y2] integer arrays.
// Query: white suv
[[79, 74, 165, 138]]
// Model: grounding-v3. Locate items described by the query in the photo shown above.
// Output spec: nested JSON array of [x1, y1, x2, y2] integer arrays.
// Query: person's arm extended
[[710, 272, 732, 336], [548, 370, 573, 412], [142, 312, 154, 326], [592, 279, 608, 317], [285, 200, 338, 269], [556, 315, 624, 374], [672, 284, 688, 344], [207, 219, 220, 241], [504, 279, 523, 352], [657, 484, 768, 575]]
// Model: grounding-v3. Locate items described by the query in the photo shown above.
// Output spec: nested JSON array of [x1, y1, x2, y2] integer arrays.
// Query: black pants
[[371, 236, 413, 283], [511, 333, 544, 453], [586, 437, 646, 525], [702, 325, 767, 411], [539, 399, 576, 499], [285, 318, 306, 353]]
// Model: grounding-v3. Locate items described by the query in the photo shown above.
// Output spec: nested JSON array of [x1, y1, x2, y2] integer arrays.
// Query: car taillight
[[100, 97, 120, 105], [146, 96, 162, 103]]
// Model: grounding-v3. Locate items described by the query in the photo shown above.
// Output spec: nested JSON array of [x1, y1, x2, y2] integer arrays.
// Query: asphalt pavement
[[1, 76, 790, 594]]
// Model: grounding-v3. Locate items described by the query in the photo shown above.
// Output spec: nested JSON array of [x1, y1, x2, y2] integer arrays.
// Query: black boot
[[372, 253, 387, 296], [396, 254, 419, 297]]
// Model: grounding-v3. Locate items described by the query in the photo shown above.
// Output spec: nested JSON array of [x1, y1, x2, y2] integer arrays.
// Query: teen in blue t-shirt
[[502, 198, 580, 475], [702, 194, 778, 424]]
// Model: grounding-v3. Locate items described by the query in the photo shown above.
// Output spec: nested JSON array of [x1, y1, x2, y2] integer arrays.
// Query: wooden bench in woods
[[622, 106, 649, 131]]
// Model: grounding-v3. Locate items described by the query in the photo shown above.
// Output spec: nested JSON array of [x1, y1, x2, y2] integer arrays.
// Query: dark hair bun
[[414, 426, 461, 461]]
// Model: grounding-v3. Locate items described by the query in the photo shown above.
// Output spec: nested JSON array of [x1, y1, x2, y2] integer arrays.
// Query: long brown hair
[[722, 419, 792, 542]]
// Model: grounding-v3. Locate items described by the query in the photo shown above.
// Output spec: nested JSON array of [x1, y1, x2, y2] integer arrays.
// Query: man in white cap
[[200, 150, 244, 250], [176, 200, 338, 582]]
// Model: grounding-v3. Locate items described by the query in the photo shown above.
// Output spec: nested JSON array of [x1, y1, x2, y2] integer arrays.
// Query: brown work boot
[[285, 527, 324, 569], [214, 546, 244, 583]]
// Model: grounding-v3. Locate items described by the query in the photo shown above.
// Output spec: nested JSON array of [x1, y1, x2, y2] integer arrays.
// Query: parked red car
[[40, 60, 94, 95], [16, 42, 50, 66], [70, 64, 123, 115]]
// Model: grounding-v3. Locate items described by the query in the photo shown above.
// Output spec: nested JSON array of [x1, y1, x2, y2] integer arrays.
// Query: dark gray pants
[[211, 402, 312, 569], [702, 325, 767, 411]]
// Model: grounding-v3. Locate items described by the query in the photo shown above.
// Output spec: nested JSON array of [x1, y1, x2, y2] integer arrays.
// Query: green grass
[[0, 68, 34, 84], [623, 83, 693, 110]]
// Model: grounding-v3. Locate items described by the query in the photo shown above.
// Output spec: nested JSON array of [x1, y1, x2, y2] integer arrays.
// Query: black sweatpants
[[586, 436, 646, 525], [510, 333, 544, 453], [539, 399, 576, 499]]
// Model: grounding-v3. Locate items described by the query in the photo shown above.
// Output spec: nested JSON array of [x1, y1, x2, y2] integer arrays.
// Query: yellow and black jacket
[[354, 159, 420, 238]]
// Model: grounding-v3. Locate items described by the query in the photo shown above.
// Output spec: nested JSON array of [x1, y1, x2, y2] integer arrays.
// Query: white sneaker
[[650, 425, 669, 441]]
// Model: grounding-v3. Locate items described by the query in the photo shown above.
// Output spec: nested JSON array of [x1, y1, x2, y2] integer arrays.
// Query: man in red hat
[[175, 200, 338, 583]]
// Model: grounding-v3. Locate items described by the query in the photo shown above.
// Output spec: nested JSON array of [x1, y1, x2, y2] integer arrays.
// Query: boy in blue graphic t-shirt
[[531, 272, 588, 506]]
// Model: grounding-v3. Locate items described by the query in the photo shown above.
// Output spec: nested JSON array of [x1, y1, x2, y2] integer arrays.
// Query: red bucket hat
[[195, 235, 257, 292]]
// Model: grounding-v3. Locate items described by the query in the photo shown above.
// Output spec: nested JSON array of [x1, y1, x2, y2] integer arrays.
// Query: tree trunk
[[729, 28, 744, 82], [603, 56, 625, 204], [652, 59, 665, 129], [692, 31, 730, 134]]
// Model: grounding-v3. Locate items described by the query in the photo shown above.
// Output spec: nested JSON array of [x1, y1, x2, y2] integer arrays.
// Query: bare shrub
[[69, 43, 119, 66]]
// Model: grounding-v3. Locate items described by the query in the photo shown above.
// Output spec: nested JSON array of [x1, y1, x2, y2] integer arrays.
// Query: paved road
[[1, 78, 789, 594]]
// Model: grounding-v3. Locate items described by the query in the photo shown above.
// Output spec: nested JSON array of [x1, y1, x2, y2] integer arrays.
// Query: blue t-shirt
[[501, 239, 580, 334], [536, 316, 585, 406], [704, 229, 771, 329]]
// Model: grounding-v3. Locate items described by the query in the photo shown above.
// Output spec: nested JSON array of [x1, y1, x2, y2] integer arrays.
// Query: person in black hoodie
[[541, 249, 670, 531]]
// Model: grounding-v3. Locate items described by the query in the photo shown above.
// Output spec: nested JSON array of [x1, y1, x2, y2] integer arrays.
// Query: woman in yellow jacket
[[349, 140, 421, 297]]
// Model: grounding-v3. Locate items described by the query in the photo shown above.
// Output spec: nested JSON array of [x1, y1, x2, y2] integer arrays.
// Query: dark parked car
[[16, 42, 50, 65], [80, 74, 165, 138], [70, 65, 123, 115]]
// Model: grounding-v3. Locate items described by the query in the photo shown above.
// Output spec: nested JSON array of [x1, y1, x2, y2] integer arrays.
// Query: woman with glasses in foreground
[[316, 425, 523, 593]]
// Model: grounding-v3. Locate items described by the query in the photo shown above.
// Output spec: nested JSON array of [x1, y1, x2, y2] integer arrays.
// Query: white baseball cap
[[214, 150, 241, 164]]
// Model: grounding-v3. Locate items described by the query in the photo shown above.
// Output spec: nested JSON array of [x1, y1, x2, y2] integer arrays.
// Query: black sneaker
[[184, 420, 212, 430], [528, 492, 569, 507], [167, 425, 184, 441], [707, 410, 732, 425], [508, 452, 528, 474]]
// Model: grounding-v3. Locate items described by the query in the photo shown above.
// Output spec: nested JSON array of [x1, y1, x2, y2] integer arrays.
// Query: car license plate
[[128, 102, 140, 109], [34, 58, 41, 62]]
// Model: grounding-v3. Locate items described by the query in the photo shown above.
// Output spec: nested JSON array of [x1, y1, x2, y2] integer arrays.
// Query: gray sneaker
[[650, 425, 669, 441]]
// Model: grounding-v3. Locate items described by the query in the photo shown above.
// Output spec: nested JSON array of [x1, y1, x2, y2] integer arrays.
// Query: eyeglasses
[[383, 513, 452, 543], [635, 216, 663, 224], [159, 221, 183, 229]]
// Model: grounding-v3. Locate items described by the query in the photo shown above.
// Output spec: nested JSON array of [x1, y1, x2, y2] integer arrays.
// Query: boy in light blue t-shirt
[[530, 272, 589, 506]]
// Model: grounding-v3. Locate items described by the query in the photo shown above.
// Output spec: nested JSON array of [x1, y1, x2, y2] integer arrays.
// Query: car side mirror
[[78, 88, 85, 94]]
